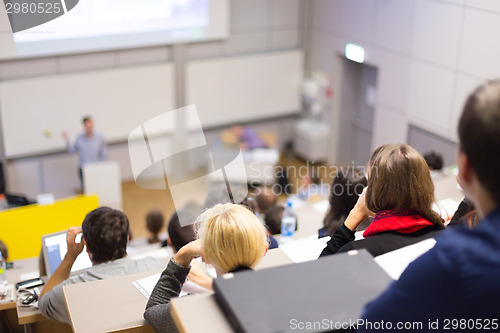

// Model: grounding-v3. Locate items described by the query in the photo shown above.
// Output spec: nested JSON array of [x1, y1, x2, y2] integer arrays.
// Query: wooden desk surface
[[62, 248, 292, 333], [171, 247, 294, 333], [64, 270, 160, 333], [0, 257, 37, 312], [172, 293, 231, 333]]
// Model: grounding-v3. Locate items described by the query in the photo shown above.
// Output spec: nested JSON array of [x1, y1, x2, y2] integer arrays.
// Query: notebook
[[41, 230, 93, 277], [213, 250, 392, 333]]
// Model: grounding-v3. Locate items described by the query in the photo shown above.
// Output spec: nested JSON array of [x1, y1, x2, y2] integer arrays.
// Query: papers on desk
[[374, 238, 437, 280], [279, 235, 330, 263], [0, 284, 15, 304], [432, 198, 460, 221], [134, 273, 210, 299]]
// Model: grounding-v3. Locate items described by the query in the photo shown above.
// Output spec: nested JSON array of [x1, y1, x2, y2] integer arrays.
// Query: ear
[[457, 151, 474, 190], [200, 247, 207, 263], [83, 238, 92, 260], [264, 243, 269, 256]]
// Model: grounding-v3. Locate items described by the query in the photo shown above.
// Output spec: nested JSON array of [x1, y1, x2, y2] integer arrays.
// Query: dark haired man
[[359, 80, 500, 330], [39, 207, 164, 324]]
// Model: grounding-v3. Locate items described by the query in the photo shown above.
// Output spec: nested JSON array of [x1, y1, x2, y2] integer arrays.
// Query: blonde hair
[[366, 144, 445, 228], [197, 203, 268, 273]]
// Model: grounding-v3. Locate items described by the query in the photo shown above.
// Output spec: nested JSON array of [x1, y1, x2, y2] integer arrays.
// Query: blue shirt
[[359, 207, 500, 332], [67, 133, 107, 167]]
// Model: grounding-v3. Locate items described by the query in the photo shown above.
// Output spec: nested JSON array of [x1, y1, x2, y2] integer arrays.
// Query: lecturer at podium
[[63, 116, 107, 191]]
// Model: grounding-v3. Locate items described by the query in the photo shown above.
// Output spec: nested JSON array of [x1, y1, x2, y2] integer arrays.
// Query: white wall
[[0, 0, 305, 199], [308, 0, 493, 152]]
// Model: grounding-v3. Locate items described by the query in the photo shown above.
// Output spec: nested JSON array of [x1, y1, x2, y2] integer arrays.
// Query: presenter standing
[[63, 116, 107, 192]]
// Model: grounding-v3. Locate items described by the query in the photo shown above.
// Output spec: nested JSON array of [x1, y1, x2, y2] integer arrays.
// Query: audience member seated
[[146, 208, 165, 244], [144, 203, 268, 333], [228, 125, 268, 150], [255, 186, 277, 215], [39, 207, 164, 324], [264, 205, 284, 235], [318, 167, 368, 238], [264, 205, 299, 236], [162, 209, 197, 253], [297, 167, 329, 201], [0, 239, 8, 262], [241, 195, 278, 249], [448, 197, 479, 228], [423, 151, 444, 170], [319, 144, 445, 258], [359, 78, 500, 329]]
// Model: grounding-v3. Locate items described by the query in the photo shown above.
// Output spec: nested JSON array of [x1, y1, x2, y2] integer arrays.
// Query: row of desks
[[2, 172, 464, 333]]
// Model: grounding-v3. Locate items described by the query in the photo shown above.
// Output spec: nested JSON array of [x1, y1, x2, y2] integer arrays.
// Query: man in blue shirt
[[63, 116, 106, 190], [359, 80, 500, 332]]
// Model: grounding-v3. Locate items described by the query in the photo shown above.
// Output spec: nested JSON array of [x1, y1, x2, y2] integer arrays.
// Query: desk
[[0, 257, 71, 333], [172, 293, 231, 333], [2, 258, 38, 311], [170, 248, 294, 333], [63, 248, 293, 333], [64, 270, 159, 333]]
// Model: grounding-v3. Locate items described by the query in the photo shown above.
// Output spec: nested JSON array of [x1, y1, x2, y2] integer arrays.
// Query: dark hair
[[255, 187, 277, 214], [167, 210, 197, 252], [82, 207, 129, 263], [366, 144, 445, 228], [146, 208, 164, 243], [323, 168, 367, 235], [423, 151, 444, 170], [459, 80, 500, 204], [0, 239, 8, 261], [264, 206, 284, 235], [82, 116, 92, 124], [240, 197, 258, 214]]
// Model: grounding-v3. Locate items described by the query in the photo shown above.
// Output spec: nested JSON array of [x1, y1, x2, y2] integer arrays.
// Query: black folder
[[213, 250, 392, 333]]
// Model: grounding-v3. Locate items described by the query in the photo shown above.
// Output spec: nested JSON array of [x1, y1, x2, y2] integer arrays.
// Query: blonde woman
[[144, 203, 268, 333], [320, 144, 445, 257]]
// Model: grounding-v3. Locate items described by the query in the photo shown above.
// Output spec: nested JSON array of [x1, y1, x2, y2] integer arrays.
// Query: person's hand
[[62, 131, 69, 142], [187, 260, 213, 291], [345, 188, 374, 231], [353, 187, 374, 217], [65, 227, 84, 261], [174, 239, 202, 268]]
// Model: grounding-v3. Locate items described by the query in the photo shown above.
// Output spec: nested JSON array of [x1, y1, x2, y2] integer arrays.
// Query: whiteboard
[[186, 50, 303, 128], [0, 63, 175, 158]]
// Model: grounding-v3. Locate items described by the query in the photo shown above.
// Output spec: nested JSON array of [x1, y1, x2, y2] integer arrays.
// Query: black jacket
[[319, 223, 443, 258]]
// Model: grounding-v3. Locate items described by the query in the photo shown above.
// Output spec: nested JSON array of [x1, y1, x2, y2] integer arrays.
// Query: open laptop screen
[[41, 230, 93, 277]]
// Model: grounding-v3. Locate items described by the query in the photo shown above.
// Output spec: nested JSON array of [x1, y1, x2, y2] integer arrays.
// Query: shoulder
[[435, 221, 500, 264], [128, 257, 165, 271], [348, 227, 441, 257]]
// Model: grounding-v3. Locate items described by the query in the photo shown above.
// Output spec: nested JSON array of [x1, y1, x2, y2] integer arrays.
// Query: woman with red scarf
[[319, 144, 445, 257]]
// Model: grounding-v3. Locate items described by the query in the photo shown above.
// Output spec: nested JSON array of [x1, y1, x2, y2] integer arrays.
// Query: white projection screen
[[1, 0, 229, 58]]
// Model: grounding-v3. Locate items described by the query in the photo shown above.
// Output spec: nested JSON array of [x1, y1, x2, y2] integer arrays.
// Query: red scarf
[[363, 210, 434, 238]]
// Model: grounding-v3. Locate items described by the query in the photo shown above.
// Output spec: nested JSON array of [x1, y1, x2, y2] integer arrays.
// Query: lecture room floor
[[122, 154, 335, 240]]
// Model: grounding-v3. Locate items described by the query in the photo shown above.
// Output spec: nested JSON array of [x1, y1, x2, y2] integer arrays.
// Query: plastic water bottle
[[281, 199, 297, 243], [0, 251, 7, 287]]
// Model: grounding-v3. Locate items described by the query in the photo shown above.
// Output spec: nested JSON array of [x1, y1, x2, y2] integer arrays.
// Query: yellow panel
[[0, 195, 99, 261]]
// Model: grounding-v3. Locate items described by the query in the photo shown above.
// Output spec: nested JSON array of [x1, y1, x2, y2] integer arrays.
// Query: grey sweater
[[144, 259, 191, 333]]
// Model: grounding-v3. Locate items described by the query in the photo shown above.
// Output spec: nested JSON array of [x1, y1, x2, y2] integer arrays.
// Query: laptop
[[213, 250, 392, 333], [5, 193, 35, 208], [41, 230, 93, 278]]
